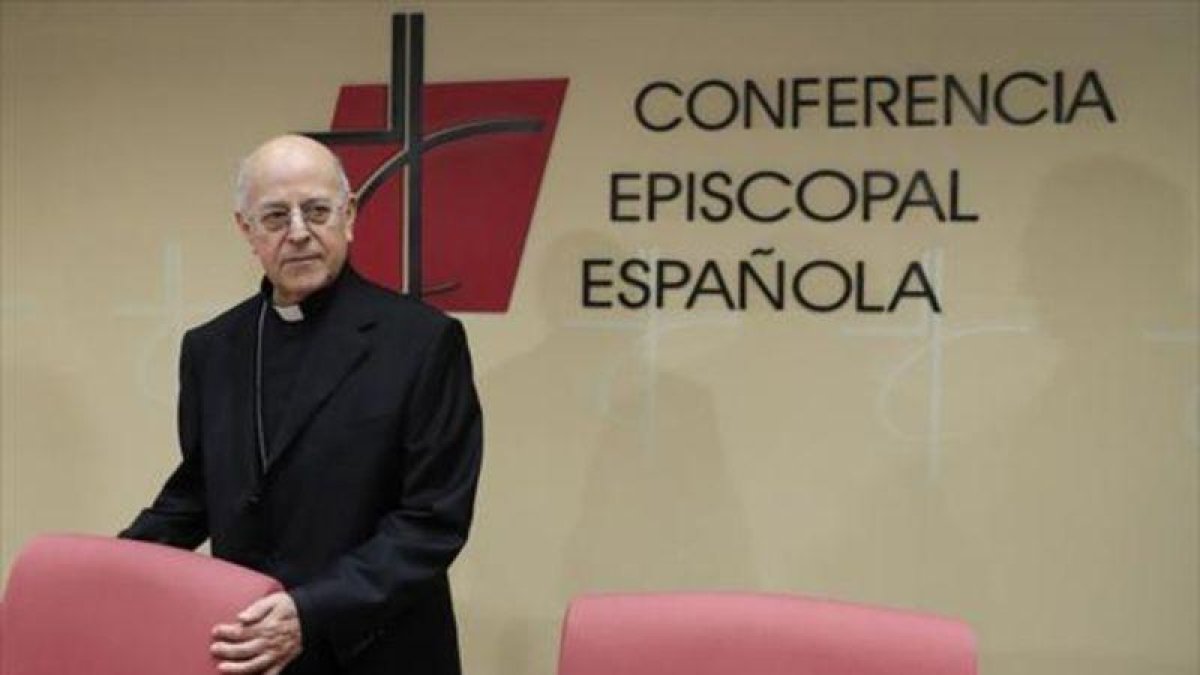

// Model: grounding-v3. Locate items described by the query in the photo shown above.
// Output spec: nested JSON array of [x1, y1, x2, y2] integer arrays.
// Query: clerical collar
[[259, 265, 350, 323], [274, 304, 305, 322]]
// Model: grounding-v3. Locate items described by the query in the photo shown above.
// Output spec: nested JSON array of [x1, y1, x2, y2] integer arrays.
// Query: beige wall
[[2, 2, 1197, 675]]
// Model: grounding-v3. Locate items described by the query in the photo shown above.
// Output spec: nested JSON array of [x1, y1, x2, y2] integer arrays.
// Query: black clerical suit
[[122, 266, 483, 675]]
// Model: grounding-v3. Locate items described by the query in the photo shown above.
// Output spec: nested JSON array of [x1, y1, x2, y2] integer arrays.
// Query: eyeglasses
[[250, 199, 343, 233]]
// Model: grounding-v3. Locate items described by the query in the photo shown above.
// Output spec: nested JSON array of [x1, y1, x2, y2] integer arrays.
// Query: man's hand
[[211, 592, 303, 675]]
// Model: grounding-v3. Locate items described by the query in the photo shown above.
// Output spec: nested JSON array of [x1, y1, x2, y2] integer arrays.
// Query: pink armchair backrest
[[557, 593, 977, 675], [0, 534, 281, 675]]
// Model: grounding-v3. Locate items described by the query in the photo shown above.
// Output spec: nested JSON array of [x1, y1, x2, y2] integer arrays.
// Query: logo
[[303, 13, 567, 312]]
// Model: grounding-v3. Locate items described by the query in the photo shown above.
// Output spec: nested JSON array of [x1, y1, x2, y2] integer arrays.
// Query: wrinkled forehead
[[244, 146, 344, 207]]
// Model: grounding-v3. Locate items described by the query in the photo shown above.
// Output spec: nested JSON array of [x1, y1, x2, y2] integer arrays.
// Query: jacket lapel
[[264, 275, 374, 472]]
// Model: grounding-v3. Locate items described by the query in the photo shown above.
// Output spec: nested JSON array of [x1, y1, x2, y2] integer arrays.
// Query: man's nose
[[285, 210, 311, 241]]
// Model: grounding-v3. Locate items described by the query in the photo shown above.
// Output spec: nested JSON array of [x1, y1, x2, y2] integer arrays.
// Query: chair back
[[557, 592, 976, 675], [0, 534, 281, 675]]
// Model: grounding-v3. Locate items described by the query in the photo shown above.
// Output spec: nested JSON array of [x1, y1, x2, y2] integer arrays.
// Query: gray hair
[[233, 142, 353, 213]]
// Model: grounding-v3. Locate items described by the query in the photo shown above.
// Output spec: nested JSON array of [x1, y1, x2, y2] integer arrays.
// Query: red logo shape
[[329, 80, 566, 312], [306, 14, 566, 313]]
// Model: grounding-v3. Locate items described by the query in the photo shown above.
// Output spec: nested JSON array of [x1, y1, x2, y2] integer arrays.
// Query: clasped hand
[[211, 591, 303, 674]]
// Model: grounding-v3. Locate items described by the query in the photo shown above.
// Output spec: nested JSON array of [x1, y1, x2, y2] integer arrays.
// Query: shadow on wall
[[976, 157, 1198, 675], [723, 226, 1007, 636], [458, 231, 756, 675], [754, 157, 1198, 675]]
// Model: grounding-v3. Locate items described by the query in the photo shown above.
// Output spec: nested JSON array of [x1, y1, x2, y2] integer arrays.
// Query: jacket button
[[245, 493, 262, 509]]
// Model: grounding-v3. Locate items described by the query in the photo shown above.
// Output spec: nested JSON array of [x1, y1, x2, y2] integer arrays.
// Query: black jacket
[[122, 267, 483, 674]]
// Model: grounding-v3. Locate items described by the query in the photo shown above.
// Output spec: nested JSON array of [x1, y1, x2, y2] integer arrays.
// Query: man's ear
[[235, 212, 254, 245], [343, 195, 358, 242]]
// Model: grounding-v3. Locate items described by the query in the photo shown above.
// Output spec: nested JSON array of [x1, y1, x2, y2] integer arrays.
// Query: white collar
[[273, 303, 305, 323]]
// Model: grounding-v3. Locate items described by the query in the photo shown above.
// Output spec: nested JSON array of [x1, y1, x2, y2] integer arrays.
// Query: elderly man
[[122, 135, 483, 675]]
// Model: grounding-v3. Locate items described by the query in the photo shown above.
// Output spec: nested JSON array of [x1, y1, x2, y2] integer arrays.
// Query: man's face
[[236, 141, 355, 305]]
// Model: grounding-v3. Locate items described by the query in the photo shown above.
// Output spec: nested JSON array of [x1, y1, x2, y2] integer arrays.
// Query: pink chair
[[557, 593, 977, 675], [0, 534, 281, 675]]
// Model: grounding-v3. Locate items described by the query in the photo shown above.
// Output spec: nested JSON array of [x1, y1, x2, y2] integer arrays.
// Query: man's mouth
[[283, 254, 321, 265]]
